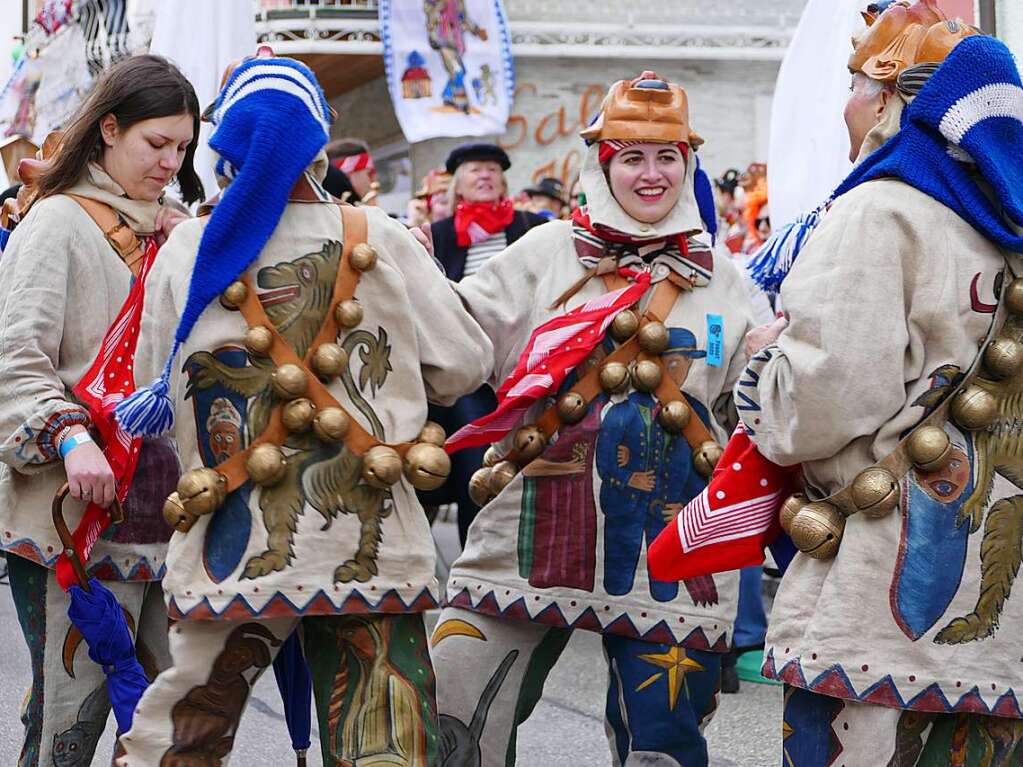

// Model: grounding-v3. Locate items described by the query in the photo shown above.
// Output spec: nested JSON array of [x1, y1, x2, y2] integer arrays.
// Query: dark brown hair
[[325, 137, 370, 160], [36, 54, 204, 205]]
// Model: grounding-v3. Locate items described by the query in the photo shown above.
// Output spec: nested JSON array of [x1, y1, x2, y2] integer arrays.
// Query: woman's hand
[[411, 223, 434, 257], [154, 206, 189, 247], [62, 428, 116, 507], [744, 315, 788, 360]]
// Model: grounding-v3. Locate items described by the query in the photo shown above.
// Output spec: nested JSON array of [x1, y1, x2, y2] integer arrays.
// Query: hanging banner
[[380, 0, 515, 143]]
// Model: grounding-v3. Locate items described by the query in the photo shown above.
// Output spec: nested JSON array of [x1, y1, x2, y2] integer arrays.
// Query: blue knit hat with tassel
[[116, 57, 331, 436], [692, 154, 718, 243]]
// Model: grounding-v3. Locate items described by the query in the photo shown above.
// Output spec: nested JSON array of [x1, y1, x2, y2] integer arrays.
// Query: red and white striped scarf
[[56, 238, 159, 590], [445, 269, 651, 453]]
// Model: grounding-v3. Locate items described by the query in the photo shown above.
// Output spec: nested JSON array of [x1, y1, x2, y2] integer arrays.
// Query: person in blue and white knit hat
[[116, 53, 492, 765], [739, 2, 1023, 763]]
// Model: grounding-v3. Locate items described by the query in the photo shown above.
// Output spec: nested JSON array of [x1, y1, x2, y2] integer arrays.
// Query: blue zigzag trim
[[1, 536, 165, 580], [167, 586, 438, 620], [764, 649, 1023, 717]]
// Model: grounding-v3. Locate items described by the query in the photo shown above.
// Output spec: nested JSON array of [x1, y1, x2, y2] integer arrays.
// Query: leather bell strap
[[213, 205, 411, 495], [507, 271, 715, 463], [67, 194, 145, 278], [820, 257, 1020, 517]]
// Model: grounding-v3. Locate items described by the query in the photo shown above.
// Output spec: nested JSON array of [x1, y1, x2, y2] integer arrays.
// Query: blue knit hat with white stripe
[[750, 34, 1023, 294], [116, 57, 331, 436]]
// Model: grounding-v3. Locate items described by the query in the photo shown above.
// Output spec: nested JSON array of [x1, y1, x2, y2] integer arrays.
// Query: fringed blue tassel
[[747, 204, 826, 295], [114, 348, 177, 437]]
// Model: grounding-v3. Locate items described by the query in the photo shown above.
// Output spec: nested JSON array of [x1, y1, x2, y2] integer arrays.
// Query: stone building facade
[[258, 0, 804, 211]]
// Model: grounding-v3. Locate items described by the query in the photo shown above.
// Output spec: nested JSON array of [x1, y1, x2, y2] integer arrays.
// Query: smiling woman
[[606, 143, 686, 224], [0, 53, 201, 766], [430, 71, 757, 767]]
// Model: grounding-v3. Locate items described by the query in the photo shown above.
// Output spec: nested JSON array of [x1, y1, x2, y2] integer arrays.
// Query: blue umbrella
[[56, 484, 315, 754], [66, 578, 150, 732], [53, 484, 148, 733], [273, 631, 313, 767]]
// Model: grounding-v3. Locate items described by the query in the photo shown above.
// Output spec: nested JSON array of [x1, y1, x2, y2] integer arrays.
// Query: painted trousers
[[783, 686, 1023, 766], [8, 553, 170, 767], [118, 612, 438, 767], [431, 607, 721, 767]]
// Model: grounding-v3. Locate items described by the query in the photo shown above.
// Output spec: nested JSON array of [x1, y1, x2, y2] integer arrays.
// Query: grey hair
[[855, 72, 890, 99]]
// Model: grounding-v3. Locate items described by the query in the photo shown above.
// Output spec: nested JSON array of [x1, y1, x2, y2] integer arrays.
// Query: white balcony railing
[[254, 0, 797, 60]]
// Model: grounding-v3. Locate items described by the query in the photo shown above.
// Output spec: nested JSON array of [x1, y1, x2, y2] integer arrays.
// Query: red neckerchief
[[56, 237, 159, 590], [446, 269, 651, 454], [454, 198, 515, 247]]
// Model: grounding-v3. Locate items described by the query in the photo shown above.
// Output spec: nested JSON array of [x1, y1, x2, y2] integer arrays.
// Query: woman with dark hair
[[0, 54, 201, 765]]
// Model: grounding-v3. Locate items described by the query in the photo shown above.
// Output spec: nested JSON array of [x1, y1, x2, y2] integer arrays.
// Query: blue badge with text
[[706, 314, 723, 367]]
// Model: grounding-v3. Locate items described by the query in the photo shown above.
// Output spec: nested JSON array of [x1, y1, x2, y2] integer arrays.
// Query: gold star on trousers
[[635, 646, 705, 710]]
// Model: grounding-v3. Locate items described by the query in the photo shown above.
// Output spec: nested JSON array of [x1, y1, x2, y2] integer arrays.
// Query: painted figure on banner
[[472, 64, 497, 106], [425, 0, 488, 113]]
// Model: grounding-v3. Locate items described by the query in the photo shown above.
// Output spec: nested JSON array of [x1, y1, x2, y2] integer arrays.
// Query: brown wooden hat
[[580, 71, 703, 149], [848, 0, 976, 82]]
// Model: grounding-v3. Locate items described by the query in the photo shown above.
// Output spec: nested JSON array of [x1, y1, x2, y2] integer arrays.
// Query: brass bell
[[850, 466, 900, 518], [488, 460, 519, 494], [271, 363, 309, 400], [418, 421, 446, 446], [693, 441, 724, 477], [637, 321, 669, 354], [403, 442, 452, 491], [483, 446, 502, 467], [362, 445, 402, 488], [468, 467, 496, 507], [313, 407, 350, 443], [282, 398, 316, 433], [220, 280, 248, 310], [599, 361, 630, 394], [513, 425, 546, 462], [245, 443, 288, 487], [335, 299, 364, 329], [163, 492, 199, 533], [950, 384, 998, 431], [556, 392, 588, 424], [630, 359, 663, 392], [1004, 278, 1023, 315], [658, 399, 691, 434], [609, 309, 639, 342], [177, 468, 227, 517], [984, 337, 1023, 380], [350, 243, 378, 272], [779, 494, 808, 536], [245, 325, 274, 355], [906, 425, 952, 473], [789, 502, 845, 560], [311, 343, 348, 380]]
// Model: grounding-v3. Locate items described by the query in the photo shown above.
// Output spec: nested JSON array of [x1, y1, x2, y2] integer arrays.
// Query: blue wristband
[[59, 432, 93, 460]]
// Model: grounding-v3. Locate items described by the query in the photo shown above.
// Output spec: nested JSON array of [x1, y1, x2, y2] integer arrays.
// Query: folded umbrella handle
[[52, 482, 124, 594]]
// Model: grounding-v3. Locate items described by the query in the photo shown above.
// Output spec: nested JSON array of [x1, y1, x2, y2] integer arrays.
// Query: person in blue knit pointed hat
[[116, 53, 492, 765], [738, 3, 1023, 763]]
